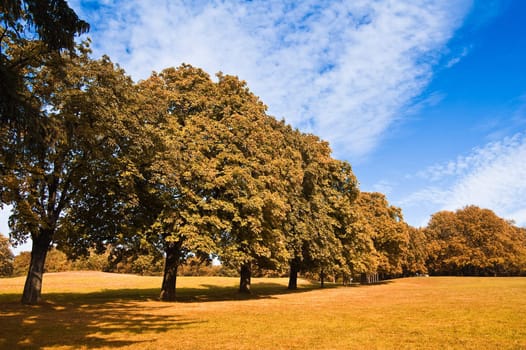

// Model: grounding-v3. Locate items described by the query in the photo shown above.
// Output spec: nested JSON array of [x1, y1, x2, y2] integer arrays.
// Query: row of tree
[[0, 1, 417, 302], [2, 203, 525, 281], [0, 244, 224, 277], [1, 38, 414, 302], [1, 2, 525, 305]]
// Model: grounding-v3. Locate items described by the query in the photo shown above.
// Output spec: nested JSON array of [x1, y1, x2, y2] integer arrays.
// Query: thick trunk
[[239, 262, 251, 294], [160, 244, 180, 302], [288, 259, 299, 290], [21, 230, 52, 304], [320, 270, 325, 288]]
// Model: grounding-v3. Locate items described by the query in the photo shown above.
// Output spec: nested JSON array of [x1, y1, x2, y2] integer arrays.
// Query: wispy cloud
[[445, 46, 471, 68], [71, 0, 472, 159], [402, 133, 526, 225]]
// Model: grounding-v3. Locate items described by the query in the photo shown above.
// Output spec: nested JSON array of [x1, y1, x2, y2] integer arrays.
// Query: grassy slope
[[1, 272, 525, 349]]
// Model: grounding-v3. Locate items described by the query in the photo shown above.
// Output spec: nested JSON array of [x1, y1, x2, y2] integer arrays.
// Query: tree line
[[1, 2, 526, 304]]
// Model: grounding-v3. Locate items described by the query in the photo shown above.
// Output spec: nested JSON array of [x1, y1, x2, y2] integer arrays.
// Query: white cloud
[[71, 0, 472, 159], [417, 133, 525, 181], [371, 180, 394, 196], [446, 46, 470, 68], [402, 133, 526, 226]]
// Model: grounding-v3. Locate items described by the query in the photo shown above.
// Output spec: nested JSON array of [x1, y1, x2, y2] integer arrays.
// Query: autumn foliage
[[425, 206, 526, 276], [1, 4, 526, 304]]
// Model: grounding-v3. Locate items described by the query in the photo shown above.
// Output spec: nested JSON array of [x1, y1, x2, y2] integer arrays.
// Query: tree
[[12, 251, 30, 276], [3, 45, 143, 304], [355, 192, 409, 279], [425, 206, 526, 276], [1, 0, 89, 51], [284, 133, 363, 288], [328, 163, 378, 283], [210, 74, 291, 293], [42, 248, 71, 272], [1, 0, 89, 149], [137, 65, 224, 301], [0, 235, 14, 276], [401, 225, 428, 276]]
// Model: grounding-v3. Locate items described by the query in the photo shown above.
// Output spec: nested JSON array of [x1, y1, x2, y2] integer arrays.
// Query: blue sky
[[2, 0, 526, 252]]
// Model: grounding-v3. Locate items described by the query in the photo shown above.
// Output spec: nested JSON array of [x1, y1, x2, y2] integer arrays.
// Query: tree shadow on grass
[[0, 280, 323, 349], [174, 280, 321, 302], [0, 296, 202, 349]]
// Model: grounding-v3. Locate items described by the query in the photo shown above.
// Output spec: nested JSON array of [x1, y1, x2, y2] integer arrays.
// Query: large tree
[[129, 66, 294, 298], [1, 0, 90, 303], [211, 74, 291, 293], [134, 65, 224, 301], [1, 0, 89, 142], [3, 46, 142, 304]]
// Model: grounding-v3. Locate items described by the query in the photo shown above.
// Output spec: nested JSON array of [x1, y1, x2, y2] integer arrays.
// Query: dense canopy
[[1, 3, 525, 305]]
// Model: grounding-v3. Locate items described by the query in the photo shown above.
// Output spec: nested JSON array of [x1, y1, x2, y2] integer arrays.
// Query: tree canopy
[[1, 0, 89, 144], [2, 43, 145, 303], [425, 206, 526, 276], [2, 4, 525, 303]]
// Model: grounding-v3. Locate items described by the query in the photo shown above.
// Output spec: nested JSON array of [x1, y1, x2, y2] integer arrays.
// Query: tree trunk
[[160, 243, 180, 302], [320, 270, 325, 288], [21, 230, 52, 304], [239, 262, 251, 294], [288, 258, 299, 290]]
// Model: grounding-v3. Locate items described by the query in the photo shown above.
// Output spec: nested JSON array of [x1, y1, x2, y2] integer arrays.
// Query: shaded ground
[[1, 274, 525, 349], [1, 298, 197, 349], [0, 278, 320, 349]]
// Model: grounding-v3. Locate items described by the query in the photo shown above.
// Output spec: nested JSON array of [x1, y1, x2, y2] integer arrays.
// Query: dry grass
[[1, 272, 525, 349]]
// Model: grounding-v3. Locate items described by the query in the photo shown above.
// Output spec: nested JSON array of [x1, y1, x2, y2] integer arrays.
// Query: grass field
[[1, 272, 525, 349]]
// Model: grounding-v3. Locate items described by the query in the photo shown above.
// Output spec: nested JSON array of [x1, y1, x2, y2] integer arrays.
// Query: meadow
[[1, 272, 525, 349]]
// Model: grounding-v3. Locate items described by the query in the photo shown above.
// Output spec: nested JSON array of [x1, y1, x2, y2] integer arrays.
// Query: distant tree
[[13, 248, 74, 275], [338, 208, 378, 281], [401, 225, 428, 276], [12, 251, 30, 276], [425, 206, 526, 276], [513, 226, 526, 276], [0, 235, 14, 276], [70, 248, 111, 272], [178, 256, 222, 276], [285, 133, 361, 289], [43, 248, 71, 272], [330, 168, 379, 282], [355, 192, 409, 279]]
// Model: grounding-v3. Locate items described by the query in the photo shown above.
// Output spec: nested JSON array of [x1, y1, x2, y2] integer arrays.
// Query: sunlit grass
[[1, 272, 525, 349]]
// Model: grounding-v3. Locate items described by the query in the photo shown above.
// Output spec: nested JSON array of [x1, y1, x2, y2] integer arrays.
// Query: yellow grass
[[1, 272, 525, 349]]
